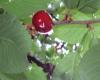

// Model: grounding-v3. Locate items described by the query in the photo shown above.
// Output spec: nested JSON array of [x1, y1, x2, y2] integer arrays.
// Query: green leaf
[[63, 0, 100, 13], [78, 0, 100, 13], [0, 72, 27, 80], [2, 0, 51, 19], [94, 10, 100, 19], [62, 0, 80, 9], [0, 11, 32, 73], [80, 31, 93, 56], [52, 53, 80, 80], [0, 0, 8, 5], [0, 72, 12, 80], [71, 10, 92, 20], [25, 64, 47, 80], [52, 24, 87, 43], [80, 39, 100, 80], [92, 23, 100, 38]]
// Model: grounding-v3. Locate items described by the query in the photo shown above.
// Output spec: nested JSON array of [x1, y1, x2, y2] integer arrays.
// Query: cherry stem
[[53, 19, 100, 25]]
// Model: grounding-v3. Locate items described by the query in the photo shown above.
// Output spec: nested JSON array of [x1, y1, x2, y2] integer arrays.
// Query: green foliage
[[80, 31, 93, 56], [80, 39, 100, 80], [93, 23, 100, 37], [25, 64, 47, 80], [63, 0, 100, 13], [52, 24, 87, 43], [0, 0, 100, 80], [0, 11, 32, 73], [52, 53, 80, 80], [0, 0, 51, 20]]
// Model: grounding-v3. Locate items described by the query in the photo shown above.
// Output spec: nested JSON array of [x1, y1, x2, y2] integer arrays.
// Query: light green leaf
[[52, 53, 80, 80], [94, 10, 100, 19], [80, 39, 100, 80], [25, 64, 47, 80], [92, 23, 100, 38], [62, 0, 79, 9], [72, 10, 92, 20], [0, 0, 8, 5], [52, 24, 87, 43], [2, 0, 51, 19], [80, 31, 93, 56], [0, 72, 27, 80], [0, 11, 32, 73], [0, 72, 12, 80]]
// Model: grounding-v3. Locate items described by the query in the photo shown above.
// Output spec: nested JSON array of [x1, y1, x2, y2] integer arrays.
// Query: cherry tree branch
[[27, 54, 55, 80], [53, 19, 100, 25]]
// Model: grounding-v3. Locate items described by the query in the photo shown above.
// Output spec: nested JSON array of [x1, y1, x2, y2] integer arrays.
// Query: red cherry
[[32, 10, 53, 34]]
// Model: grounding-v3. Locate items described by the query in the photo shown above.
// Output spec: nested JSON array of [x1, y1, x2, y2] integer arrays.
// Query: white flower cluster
[[52, 38, 69, 55], [35, 36, 80, 56]]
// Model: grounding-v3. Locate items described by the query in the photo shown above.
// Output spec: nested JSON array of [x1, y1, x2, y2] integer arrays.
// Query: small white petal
[[45, 44, 52, 51], [62, 48, 66, 54], [76, 43, 80, 47], [50, 76, 52, 80], [62, 48, 69, 54], [52, 18, 57, 22], [36, 39, 42, 48], [52, 43, 57, 47], [46, 56, 50, 59], [28, 66, 32, 71], [56, 14, 60, 19], [60, 2, 64, 7], [93, 14, 97, 19], [9, 0, 12, 2], [64, 42, 68, 47], [55, 38, 62, 42], [48, 4, 52, 9], [57, 49, 62, 54], [73, 44, 76, 50]]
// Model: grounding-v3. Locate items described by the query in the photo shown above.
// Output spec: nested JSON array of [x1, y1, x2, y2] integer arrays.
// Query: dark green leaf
[[78, 0, 100, 13], [63, 0, 100, 13], [0, 11, 32, 73]]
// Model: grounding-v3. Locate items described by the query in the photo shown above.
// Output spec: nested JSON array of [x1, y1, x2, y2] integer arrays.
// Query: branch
[[53, 19, 100, 25], [27, 54, 55, 80]]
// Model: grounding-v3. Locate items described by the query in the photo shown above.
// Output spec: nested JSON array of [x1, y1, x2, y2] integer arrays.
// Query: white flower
[[48, 3, 52, 9], [45, 44, 52, 51], [36, 39, 42, 48], [60, 2, 64, 7], [56, 14, 60, 19], [62, 48, 69, 55], [54, 38, 62, 42], [28, 66, 32, 71]]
